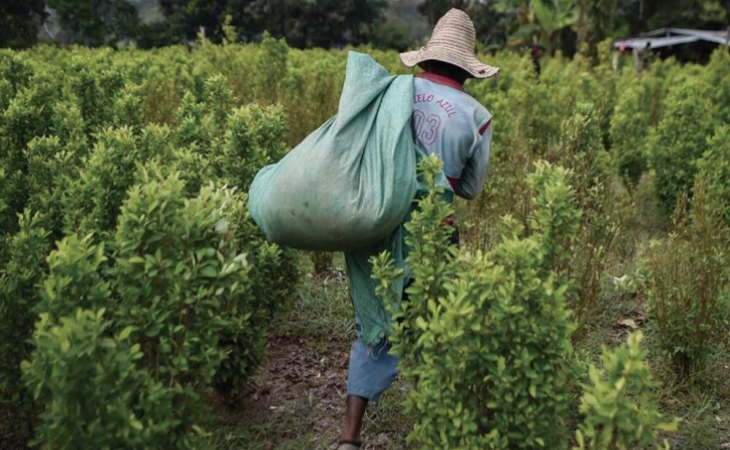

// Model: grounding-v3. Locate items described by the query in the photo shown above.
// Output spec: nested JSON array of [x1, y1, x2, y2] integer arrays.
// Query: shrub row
[[0, 48, 297, 446], [373, 157, 676, 449]]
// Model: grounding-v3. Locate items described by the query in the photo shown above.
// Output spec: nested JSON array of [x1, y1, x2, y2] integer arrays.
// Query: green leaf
[[119, 326, 135, 341], [130, 418, 144, 430], [200, 266, 218, 278], [100, 338, 117, 349]]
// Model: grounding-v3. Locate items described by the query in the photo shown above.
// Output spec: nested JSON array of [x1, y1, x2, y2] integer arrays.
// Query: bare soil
[[241, 333, 351, 449]]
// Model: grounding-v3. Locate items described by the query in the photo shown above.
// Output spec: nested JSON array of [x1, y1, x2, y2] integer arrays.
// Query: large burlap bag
[[248, 52, 418, 251]]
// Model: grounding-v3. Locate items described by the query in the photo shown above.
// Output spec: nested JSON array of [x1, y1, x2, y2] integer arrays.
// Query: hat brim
[[400, 49, 500, 79]]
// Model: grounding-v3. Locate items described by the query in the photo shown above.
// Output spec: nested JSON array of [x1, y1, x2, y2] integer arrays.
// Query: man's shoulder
[[465, 93, 490, 119], [455, 91, 491, 129]]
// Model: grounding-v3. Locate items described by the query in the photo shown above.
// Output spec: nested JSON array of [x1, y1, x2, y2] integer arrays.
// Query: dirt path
[[222, 323, 410, 449], [240, 333, 351, 449], [209, 268, 411, 450]]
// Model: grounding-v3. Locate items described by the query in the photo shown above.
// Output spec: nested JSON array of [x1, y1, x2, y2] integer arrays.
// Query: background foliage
[[0, 12, 728, 449], [1, 0, 728, 52]]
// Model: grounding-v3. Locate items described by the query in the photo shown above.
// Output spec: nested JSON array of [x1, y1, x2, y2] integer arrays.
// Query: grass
[[205, 409, 319, 450], [274, 255, 355, 341], [650, 343, 730, 450], [359, 380, 413, 450], [575, 247, 730, 450]]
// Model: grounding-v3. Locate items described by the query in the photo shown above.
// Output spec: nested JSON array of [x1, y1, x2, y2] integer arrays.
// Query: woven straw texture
[[400, 8, 499, 79]]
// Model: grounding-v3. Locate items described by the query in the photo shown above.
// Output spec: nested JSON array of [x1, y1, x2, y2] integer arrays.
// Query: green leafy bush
[[0, 42, 315, 439], [254, 33, 289, 104], [24, 171, 263, 448], [646, 78, 715, 212], [68, 58, 127, 134], [703, 48, 730, 125], [559, 103, 619, 332], [24, 136, 80, 239], [611, 82, 650, 188], [0, 168, 8, 239], [0, 53, 34, 108], [1, 37, 726, 448], [214, 237, 297, 400], [219, 103, 288, 191], [373, 156, 578, 449], [573, 331, 679, 450], [112, 82, 145, 129], [214, 190, 299, 400], [113, 171, 253, 411], [62, 127, 142, 237], [35, 233, 111, 320], [0, 212, 49, 439], [1, 73, 60, 155], [23, 309, 186, 449], [646, 179, 730, 377], [559, 103, 611, 191], [696, 125, 730, 227], [0, 165, 23, 235], [50, 100, 88, 156]]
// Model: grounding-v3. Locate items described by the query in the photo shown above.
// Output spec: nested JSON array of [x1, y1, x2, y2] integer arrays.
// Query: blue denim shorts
[[346, 319, 399, 402]]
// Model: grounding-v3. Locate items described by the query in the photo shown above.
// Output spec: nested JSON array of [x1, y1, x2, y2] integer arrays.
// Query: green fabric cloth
[[346, 171, 453, 347], [344, 215, 407, 347], [248, 50, 452, 346], [248, 52, 419, 252]]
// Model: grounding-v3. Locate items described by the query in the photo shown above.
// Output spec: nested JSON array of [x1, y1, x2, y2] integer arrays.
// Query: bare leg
[[341, 394, 368, 443]]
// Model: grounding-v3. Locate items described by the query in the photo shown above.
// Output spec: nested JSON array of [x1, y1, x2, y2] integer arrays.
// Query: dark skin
[[341, 395, 368, 443], [339, 58, 472, 447], [421, 59, 471, 85]]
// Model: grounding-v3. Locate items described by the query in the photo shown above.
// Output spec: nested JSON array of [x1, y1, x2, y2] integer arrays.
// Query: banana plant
[[499, 0, 578, 54]]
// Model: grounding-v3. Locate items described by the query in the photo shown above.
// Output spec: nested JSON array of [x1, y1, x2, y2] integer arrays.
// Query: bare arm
[[451, 122, 492, 200]]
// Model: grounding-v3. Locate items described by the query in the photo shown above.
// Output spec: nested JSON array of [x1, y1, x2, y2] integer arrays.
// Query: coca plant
[[373, 156, 579, 449], [0, 212, 50, 438], [646, 78, 715, 213], [23, 309, 185, 449], [560, 102, 619, 333], [646, 177, 730, 378], [573, 331, 679, 450], [610, 83, 650, 189], [0, 44, 296, 443], [23, 171, 262, 449], [696, 126, 730, 228]]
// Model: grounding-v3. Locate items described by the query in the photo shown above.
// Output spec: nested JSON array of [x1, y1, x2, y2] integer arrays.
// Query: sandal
[[337, 440, 362, 450]]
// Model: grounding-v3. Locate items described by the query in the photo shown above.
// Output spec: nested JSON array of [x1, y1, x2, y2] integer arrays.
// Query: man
[[338, 9, 498, 450], [634, 41, 652, 73], [531, 35, 545, 75]]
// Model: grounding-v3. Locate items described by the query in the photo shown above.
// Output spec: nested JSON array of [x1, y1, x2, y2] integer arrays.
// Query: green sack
[[248, 51, 418, 252]]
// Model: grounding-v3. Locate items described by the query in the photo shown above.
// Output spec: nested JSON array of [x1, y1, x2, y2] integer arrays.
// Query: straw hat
[[400, 8, 499, 79]]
